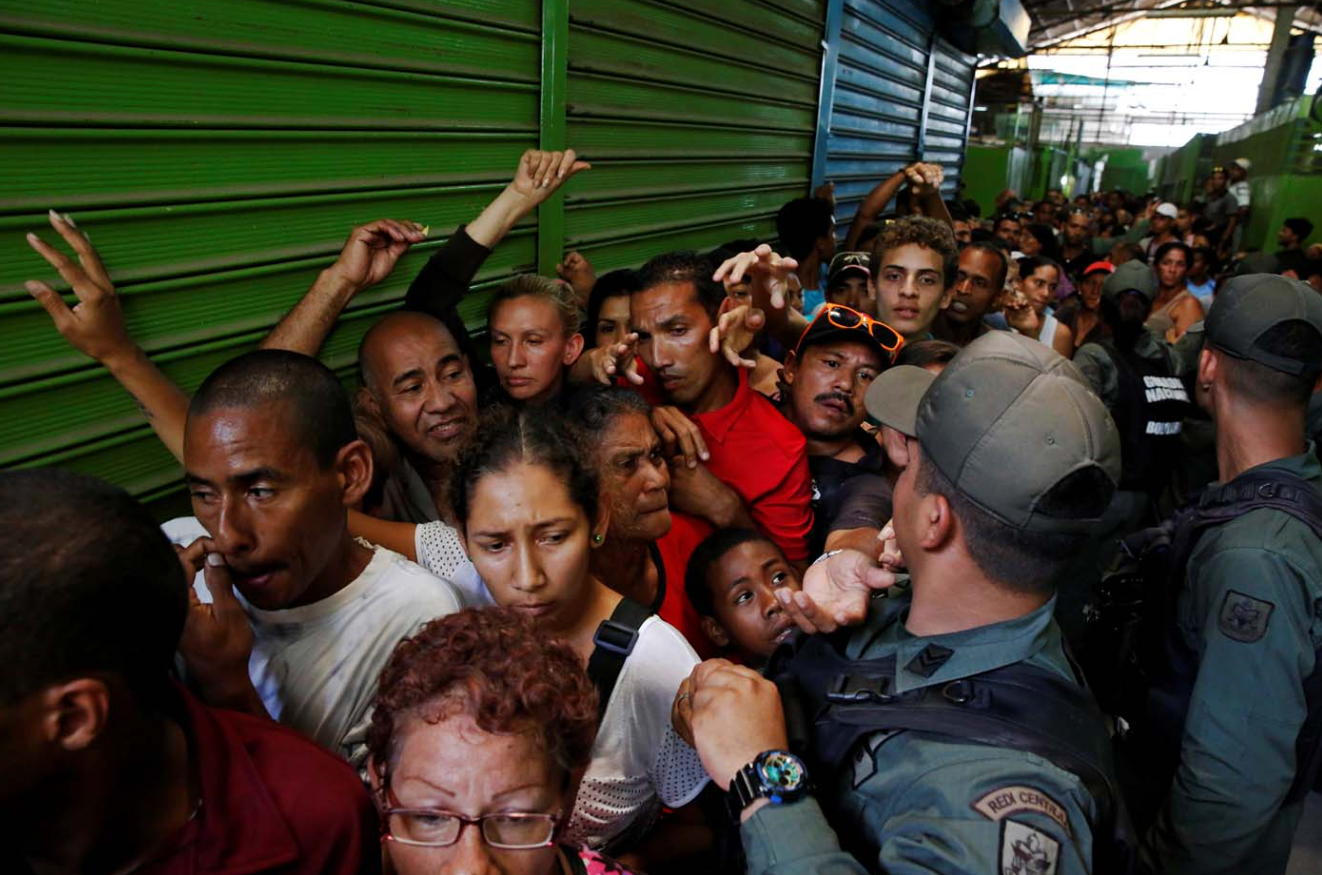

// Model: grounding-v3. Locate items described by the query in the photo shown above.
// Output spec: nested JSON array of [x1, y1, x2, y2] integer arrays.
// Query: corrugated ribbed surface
[[0, 1, 542, 510], [564, 0, 824, 271], [824, 0, 975, 228]]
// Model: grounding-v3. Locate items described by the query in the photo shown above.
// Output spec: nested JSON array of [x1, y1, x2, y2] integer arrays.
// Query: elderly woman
[[367, 606, 643, 875]]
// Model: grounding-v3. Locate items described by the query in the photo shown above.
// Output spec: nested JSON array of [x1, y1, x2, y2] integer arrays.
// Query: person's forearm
[[916, 186, 954, 230], [845, 171, 906, 251], [192, 668, 270, 720], [1118, 219, 1150, 246], [764, 301, 811, 352], [102, 345, 190, 463], [825, 526, 881, 556], [465, 184, 538, 249], [261, 268, 358, 357]]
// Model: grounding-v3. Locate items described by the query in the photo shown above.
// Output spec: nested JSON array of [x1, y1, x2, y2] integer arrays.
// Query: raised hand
[[176, 538, 258, 708], [813, 181, 836, 207], [776, 548, 897, 634], [25, 210, 136, 364], [510, 148, 591, 207], [709, 299, 765, 369], [651, 405, 709, 469], [676, 660, 789, 790], [1003, 293, 1043, 339], [556, 250, 597, 304], [323, 219, 427, 295], [584, 333, 644, 385], [712, 244, 800, 313]]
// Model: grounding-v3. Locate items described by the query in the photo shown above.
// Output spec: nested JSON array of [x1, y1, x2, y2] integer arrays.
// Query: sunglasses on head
[[795, 304, 904, 360]]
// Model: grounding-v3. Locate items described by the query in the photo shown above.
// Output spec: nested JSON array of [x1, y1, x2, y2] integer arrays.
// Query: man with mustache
[[777, 306, 898, 554]]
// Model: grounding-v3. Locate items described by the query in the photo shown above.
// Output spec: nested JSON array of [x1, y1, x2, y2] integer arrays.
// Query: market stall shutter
[[564, 0, 826, 271], [816, 0, 977, 232]]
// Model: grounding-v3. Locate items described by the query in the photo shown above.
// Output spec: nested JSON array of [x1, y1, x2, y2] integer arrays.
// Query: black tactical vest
[[1097, 340, 1192, 494]]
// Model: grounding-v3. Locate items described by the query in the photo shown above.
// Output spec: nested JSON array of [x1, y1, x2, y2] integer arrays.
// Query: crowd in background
[[5, 145, 1322, 875]]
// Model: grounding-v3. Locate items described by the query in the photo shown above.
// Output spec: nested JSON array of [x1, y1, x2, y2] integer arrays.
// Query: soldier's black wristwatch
[[726, 750, 810, 819]]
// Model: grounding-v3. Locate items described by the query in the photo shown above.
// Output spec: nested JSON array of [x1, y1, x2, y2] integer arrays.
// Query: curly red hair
[[367, 606, 599, 788]]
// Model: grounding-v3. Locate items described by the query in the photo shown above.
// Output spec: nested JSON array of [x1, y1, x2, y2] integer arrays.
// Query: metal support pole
[[537, 0, 569, 276], [1255, 7, 1297, 115], [811, 0, 846, 193]]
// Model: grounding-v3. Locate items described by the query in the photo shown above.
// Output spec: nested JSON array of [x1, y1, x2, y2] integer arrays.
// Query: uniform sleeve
[[751, 449, 815, 564], [1141, 546, 1317, 875], [1072, 344, 1118, 409], [742, 798, 870, 875]]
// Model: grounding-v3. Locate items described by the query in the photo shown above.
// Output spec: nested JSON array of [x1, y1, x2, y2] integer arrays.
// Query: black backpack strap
[[586, 598, 651, 722]]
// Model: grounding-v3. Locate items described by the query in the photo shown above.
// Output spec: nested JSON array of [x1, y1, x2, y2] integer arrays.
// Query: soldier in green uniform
[[674, 331, 1124, 875], [1136, 274, 1322, 875]]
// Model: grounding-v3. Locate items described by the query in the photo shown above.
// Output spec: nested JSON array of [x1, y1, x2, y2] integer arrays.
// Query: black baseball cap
[[827, 252, 870, 289], [794, 304, 902, 365], [1198, 273, 1322, 377], [863, 331, 1120, 533]]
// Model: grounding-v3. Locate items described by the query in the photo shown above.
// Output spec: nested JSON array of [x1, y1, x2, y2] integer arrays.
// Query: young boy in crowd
[[684, 528, 803, 666]]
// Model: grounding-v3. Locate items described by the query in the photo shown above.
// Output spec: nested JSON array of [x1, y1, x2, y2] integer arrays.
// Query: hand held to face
[[176, 538, 257, 704]]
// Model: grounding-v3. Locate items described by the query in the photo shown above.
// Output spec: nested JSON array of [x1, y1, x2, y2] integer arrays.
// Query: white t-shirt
[[414, 520, 494, 607], [162, 517, 463, 767], [563, 615, 711, 851]]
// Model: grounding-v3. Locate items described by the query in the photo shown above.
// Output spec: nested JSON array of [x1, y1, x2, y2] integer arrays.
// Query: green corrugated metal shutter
[[0, 2, 542, 514], [564, 0, 825, 271], [821, 0, 975, 228], [1, 0, 828, 512]]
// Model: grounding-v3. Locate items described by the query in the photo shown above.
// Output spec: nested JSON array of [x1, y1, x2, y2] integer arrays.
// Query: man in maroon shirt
[[0, 469, 378, 875], [630, 251, 814, 566]]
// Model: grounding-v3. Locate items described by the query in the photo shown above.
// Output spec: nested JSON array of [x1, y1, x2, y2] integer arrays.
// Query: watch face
[[759, 752, 805, 791]]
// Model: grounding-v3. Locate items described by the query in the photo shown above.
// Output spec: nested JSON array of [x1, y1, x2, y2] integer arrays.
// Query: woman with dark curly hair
[[367, 606, 640, 875]]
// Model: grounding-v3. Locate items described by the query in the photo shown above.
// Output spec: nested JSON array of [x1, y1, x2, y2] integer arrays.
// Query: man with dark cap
[[1132, 275, 1322, 875], [676, 331, 1128, 875], [1074, 260, 1191, 524], [0, 469, 379, 875], [822, 251, 873, 314], [777, 302, 903, 553]]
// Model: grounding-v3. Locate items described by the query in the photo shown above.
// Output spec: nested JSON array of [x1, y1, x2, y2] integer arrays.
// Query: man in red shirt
[[0, 469, 378, 875], [631, 251, 814, 566]]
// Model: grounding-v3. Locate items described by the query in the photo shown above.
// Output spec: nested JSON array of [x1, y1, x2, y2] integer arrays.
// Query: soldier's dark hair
[[685, 528, 779, 617], [0, 470, 186, 708], [1219, 320, 1322, 407], [915, 452, 1114, 596], [189, 349, 358, 469], [450, 406, 599, 531], [636, 250, 726, 319], [776, 197, 835, 260]]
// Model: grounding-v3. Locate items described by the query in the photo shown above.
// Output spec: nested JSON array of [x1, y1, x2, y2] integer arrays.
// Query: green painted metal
[[564, 0, 825, 275], [537, 0, 569, 276], [0, 0, 828, 514], [1211, 96, 1322, 253]]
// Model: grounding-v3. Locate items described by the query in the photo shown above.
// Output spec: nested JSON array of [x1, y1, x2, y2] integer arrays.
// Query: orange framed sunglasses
[[794, 304, 905, 361]]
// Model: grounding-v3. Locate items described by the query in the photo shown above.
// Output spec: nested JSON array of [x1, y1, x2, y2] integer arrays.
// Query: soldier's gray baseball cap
[[1101, 259, 1156, 304], [1193, 273, 1322, 377], [864, 331, 1120, 533]]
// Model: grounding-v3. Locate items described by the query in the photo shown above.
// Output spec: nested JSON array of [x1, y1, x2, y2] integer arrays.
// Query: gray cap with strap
[[1198, 273, 1322, 377], [1101, 260, 1156, 304], [863, 331, 1121, 534]]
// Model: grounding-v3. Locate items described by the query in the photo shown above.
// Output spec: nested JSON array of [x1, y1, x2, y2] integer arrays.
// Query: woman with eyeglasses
[[366, 606, 642, 875]]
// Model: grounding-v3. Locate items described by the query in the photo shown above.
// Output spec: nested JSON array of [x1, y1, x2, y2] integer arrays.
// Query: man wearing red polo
[[631, 251, 814, 566]]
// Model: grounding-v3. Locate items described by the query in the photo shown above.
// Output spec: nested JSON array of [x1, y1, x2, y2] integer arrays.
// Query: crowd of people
[[5, 146, 1321, 875]]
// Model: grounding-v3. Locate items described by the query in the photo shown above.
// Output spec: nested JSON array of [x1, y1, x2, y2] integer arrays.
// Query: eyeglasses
[[382, 809, 560, 850], [795, 304, 904, 360]]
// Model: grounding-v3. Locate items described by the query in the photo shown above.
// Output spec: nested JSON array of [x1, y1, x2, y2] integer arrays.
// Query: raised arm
[[25, 211, 190, 462], [713, 244, 810, 353], [262, 219, 427, 355], [403, 148, 590, 318], [844, 169, 909, 252]]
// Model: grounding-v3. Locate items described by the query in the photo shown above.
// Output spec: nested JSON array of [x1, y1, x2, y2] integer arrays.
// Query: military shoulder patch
[[972, 785, 1071, 834], [1218, 590, 1275, 643], [1000, 819, 1060, 875]]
